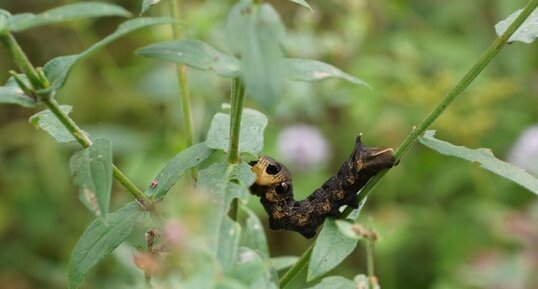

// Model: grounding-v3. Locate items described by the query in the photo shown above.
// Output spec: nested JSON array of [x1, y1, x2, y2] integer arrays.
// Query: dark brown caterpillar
[[249, 135, 396, 238]]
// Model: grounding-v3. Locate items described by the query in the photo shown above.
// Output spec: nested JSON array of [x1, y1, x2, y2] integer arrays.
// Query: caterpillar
[[249, 135, 396, 238]]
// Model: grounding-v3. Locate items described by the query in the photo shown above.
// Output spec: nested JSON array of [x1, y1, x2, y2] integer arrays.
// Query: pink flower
[[277, 124, 330, 171]]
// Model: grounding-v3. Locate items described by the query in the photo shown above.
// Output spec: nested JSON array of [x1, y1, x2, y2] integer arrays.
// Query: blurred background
[[1, 0, 538, 288]]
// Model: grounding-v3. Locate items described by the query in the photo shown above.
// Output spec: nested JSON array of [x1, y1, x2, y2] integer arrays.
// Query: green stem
[[112, 165, 152, 209], [43, 98, 93, 147], [227, 77, 246, 221], [0, 31, 152, 209], [280, 1, 538, 287], [279, 245, 312, 287], [45, 98, 153, 208], [0, 33, 42, 89], [168, 0, 195, 147], [228, 77, 246, 164]]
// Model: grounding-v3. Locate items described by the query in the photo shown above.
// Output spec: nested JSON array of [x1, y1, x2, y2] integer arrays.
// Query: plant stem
[[0, 33, 42, 89], [0, 31, 152, 209], [112, 165, 152, 209], [168, 0, 195, 147], [228, 77, 246, 164], [280, 1, 538, 287], [43, 98, 92, 147], [227, 77, 246, 221], [45, 95, 152, 208], [279, 245, 312, 287]]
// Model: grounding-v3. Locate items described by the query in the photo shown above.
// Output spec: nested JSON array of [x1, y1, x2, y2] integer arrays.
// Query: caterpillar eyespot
[[249, 135, 396, 238]]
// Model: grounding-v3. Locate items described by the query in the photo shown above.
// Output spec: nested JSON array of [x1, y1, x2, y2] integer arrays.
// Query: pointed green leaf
[[29, 105, 77, 143], [140, 0, 167, 15], [306, 276, 356, 289], [288, 0, 313, 11], [70, 138, 113, 221], [285, 59, 370, 87], [419, 130, 538, 195], [241, 206, 269, 257], [41, 17, 176, 93], [68, 202, 144, 289], [136, 40, 241, 77], [308, 219, 359, 281], [495, 8, 538, 44], [0, 86, 37, 108], [270, 256, 299, 271], [8, 2, 130, 32], [206, 108, 268, 157], [227, 1, 285, 110], [146, 142, 213, 200]]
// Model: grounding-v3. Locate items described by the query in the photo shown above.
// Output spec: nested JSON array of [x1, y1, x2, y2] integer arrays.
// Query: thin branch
[[168, 0, 195, 147], [228, 77, 246, 164], [0, 31, 152, 209], [227, 77, 246, 221]]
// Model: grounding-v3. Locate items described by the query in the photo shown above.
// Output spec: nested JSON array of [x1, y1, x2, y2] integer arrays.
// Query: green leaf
[[228, 247, 278, 289], [199, 162, 255, 213], [241, 206, 269, 257], [136, 40, 241, 77], [335, 220, 365, 240], [70, 138, 113, 221], [8, 2, 131, 32], [198, 162, 255, 254], [306, 276, 356, 289], [218, 217, 242, 272], [288, 0, 313, 11], [0, 86, 37, 108], [285, 59, 370, 87], [270, 256, 299, 271], [206, 108, 268, 157], [29, 105, 78, 143], [347, 196, 368, 221], [68, 202, 144, 289], [146, 142, 213, 200], [228, 248, 266, 285], [0, 9, 11, 34], [217, 278, 250, 289], [419, 130, 538, 195], [41, 17, 176, 93], [140, 0, 167, 15], [227, 1, 285, 110], [495, 8, 538, 44], [308, 219, 359, 281]]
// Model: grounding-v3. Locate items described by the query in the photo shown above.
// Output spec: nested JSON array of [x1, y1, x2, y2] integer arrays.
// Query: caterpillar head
[[249, 156, 293, 198]]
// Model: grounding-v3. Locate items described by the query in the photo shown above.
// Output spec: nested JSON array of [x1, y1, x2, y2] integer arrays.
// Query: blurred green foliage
[[0, 0, 537, 288]]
